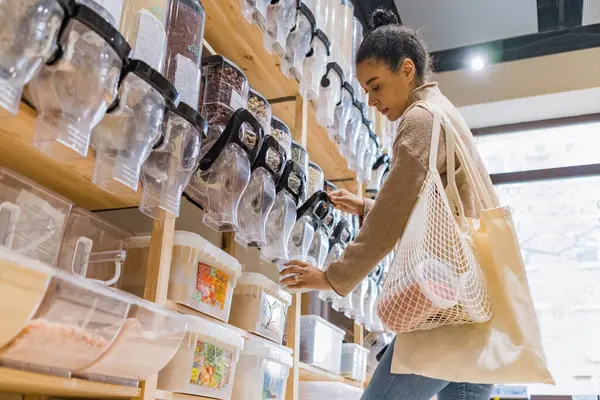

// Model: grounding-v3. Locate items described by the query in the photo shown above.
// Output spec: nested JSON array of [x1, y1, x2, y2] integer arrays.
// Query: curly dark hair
[[356, 8, 432, 82]]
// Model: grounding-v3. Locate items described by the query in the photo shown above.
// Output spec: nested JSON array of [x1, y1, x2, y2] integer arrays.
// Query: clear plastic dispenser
[[281, 2, 316, 80], [236, 136, 287, 248], [351, 116, 370, 172], [270, 117, 292, 158], [351, 17, 363, 78], [0, 168, 73, 266], [164, 0, 205, 109], [307, 161, 324, 199], [261, 160, 305, 264], [299, 382, 363, 400], [340, 343, 369, 383], [0, 0, 72, 115], [359, 132, 378, 184], [248, 89, 272, 139], [306, 198, 334, 269], [185, 109, 264, 232], [336, 0, 354, 80], [158, 315, 244, 400], [298, 29, 330, 100], [76, 294, 187, 384], [328, 81, 354, 145], [366, 153, 390, 198], [242, 0, 271, 30], [29, 4, 130, 161], [291, 141, 309, 202], [57, 208, 131, 287], [77, 0, 122, 27], [316, 62, 343, 127], [140, 102, 206, 219], [229, 273, 293, 344], [92, 60, 180, 192], [341, 99, 363, 160], [0, 269, 130, 376], [303, 0, 327, 29], [264, 0, 297, 56], [323, 180, 338, 194], [199, 56, 249, 154], [347, 278, 368, 322], [299, 315, 345, 374], [319, 218, 352, 302], [232, 336, 293, 400]]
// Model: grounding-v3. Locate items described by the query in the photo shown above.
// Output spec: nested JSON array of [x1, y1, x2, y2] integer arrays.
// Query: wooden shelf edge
[[298, 362, 363, 389], [0, 367, 141, 398], [155, 390, 213, 400]]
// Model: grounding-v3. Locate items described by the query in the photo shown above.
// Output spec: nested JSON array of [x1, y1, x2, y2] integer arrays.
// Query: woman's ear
[[402, 58, 416, 83]]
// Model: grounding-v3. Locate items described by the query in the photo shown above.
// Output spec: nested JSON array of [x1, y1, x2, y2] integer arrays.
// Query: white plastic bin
[[232, 336, 293, 400], [341, 343, 369, 383], [299, 382, 363, 400], [124, 231, 242, 322], [157, 315, 244, 400], [299, 315, 345, 374], [229, 273, 292, 344]]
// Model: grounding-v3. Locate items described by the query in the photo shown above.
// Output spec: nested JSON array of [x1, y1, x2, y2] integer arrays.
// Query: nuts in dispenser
[[200, 56, 249, 112], [270, 117, 292, 158], [248, 89, 272, 136]]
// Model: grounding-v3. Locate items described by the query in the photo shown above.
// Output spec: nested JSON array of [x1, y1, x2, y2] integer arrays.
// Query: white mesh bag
[[377, 102, 492, 334]]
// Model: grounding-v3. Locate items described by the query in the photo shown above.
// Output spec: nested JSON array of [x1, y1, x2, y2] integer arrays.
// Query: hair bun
[[370, 8, 400, 29]]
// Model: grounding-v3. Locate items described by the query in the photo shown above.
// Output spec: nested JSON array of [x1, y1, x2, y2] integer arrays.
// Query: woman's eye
[[372, 85, 380, 92]]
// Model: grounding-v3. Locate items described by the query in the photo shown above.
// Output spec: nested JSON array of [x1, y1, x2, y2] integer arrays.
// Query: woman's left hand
[[279, 260, 332, 291]]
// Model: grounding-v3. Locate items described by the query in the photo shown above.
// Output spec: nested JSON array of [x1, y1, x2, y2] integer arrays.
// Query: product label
[[190, 340, 233, 389], [175, 54, 201, 108], [195, 262, 230, 310], [0, 78, 22, 116], [229, 89, 246, 111], [132, 9, 167, 72], [260, 293, 287, 336], [262, 360, 287, 399]]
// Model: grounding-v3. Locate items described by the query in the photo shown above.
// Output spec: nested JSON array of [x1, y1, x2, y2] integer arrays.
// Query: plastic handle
[[88, 250, 126, 286], [0, 201, 21, 249]]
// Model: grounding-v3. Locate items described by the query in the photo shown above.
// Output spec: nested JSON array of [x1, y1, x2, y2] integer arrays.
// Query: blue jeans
[[362, 338, 494, 400]]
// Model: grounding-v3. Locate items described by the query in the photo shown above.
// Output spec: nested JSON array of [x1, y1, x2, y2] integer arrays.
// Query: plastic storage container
[[351, 119, 369, 172], [316, 62, 344, 127], [291, 141, 309, 202], [120, 0, 168, 72], [29, 4, 130, 161], [91, 60, 180, 192], [0, 0, 72, 115], [57, 208, 131, 287], [306, 223, 329, 269], [158, 315, 244, 400], [299, 382, 363, 400], [299, 315, 345, 374], [328, 82, 354, 145], [263, 0, 297, 56], [236, 136, 286, 248], [341, 99, 364, 160], [125, 231, 242, 322], [271, 117, 292, 159], [199, 56, 249, 154], [324, 180, 338, 194], [140, 102, 206, 219], [359, 133, 379, 184], [281, 2, 316, 80], [336, 0, 354, 80], [229, 273, 292, 344], [185, 109, 264, 232], [307, 162, 324, 198], [366, 153, 390, 198], [248, 89, 272, 139], [0, 252, 53, 350], [241, 0, 271, 29], [164, 0, 205, 108], [298, 29, 330, 100], [303, 0, 327, 29], [261, 160, 306, 264], [77, 0, 123, 27], [0, 269, 130, 375], [319, 219, 351, 302], [232, 337, 293, 400], [348, 279, 368, 323], [76, 294, 187, 384], [0, 168, 73, 266], [341, 343, 369, 382], [351, 17, 363, 78]]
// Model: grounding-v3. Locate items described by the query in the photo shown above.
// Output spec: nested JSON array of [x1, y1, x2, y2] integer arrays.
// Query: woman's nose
[[368, 94, 378, 107]]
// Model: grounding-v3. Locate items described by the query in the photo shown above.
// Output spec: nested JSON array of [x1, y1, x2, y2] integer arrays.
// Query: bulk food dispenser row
[[0, 0, 396, 399]]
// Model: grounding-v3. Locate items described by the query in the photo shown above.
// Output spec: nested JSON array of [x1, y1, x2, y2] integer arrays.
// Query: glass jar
[[298, 29, 330, 100], [248, 89, 272, 137], [120, 0, 169, 72], [164, 0, 205, 109], [270, 117, 292, 159], [0, 0, 72, 115], [281, 2, 316, 80]]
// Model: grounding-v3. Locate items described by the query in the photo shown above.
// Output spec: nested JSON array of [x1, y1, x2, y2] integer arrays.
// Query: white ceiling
[[583, 0, 600, 25], [458, 87, 600, 130], [393, 0, 539, 52]]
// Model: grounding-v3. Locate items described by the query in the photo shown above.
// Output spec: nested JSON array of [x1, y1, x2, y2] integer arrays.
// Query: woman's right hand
[[329, 189, 365, 215]]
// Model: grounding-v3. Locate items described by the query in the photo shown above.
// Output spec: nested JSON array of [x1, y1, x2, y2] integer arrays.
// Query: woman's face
[[357, 58, 417, 121]]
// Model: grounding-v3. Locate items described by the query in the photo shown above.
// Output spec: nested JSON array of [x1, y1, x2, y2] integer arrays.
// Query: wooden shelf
[[202, 0, 357, 191], [155, 390, 213, 400], [0, 367, 141, 398], [298, 362, 363, 389], [0, 103, 140, 210]]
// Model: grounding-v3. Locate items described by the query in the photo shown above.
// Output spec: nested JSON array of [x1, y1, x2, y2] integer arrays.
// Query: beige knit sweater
[[326, 82, 499, 296]]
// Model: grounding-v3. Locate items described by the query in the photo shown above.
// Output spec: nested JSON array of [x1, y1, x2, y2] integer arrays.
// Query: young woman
[[279, 8, 499, 400]]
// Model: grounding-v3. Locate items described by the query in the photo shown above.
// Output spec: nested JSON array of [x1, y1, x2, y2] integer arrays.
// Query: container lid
[[70, 4, 131, 62], [291, 141, 306, 152], [300, 314, 346, 337], [236, 273, 292, 305], [242, 336, 293, 367], [128, 231, 242, 277], [172, 101, 208, 137], [323, 180, 338, 193], [271, 116, 290, 132], [186, 314, 245, 350], [308, 161, 322, 173], [121, 60, 180, 109], [201, 55, 248, 82], [342, 343, 369, 354]]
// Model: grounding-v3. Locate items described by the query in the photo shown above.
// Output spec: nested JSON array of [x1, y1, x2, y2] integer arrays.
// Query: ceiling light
[[470, 56, 485, 71]]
